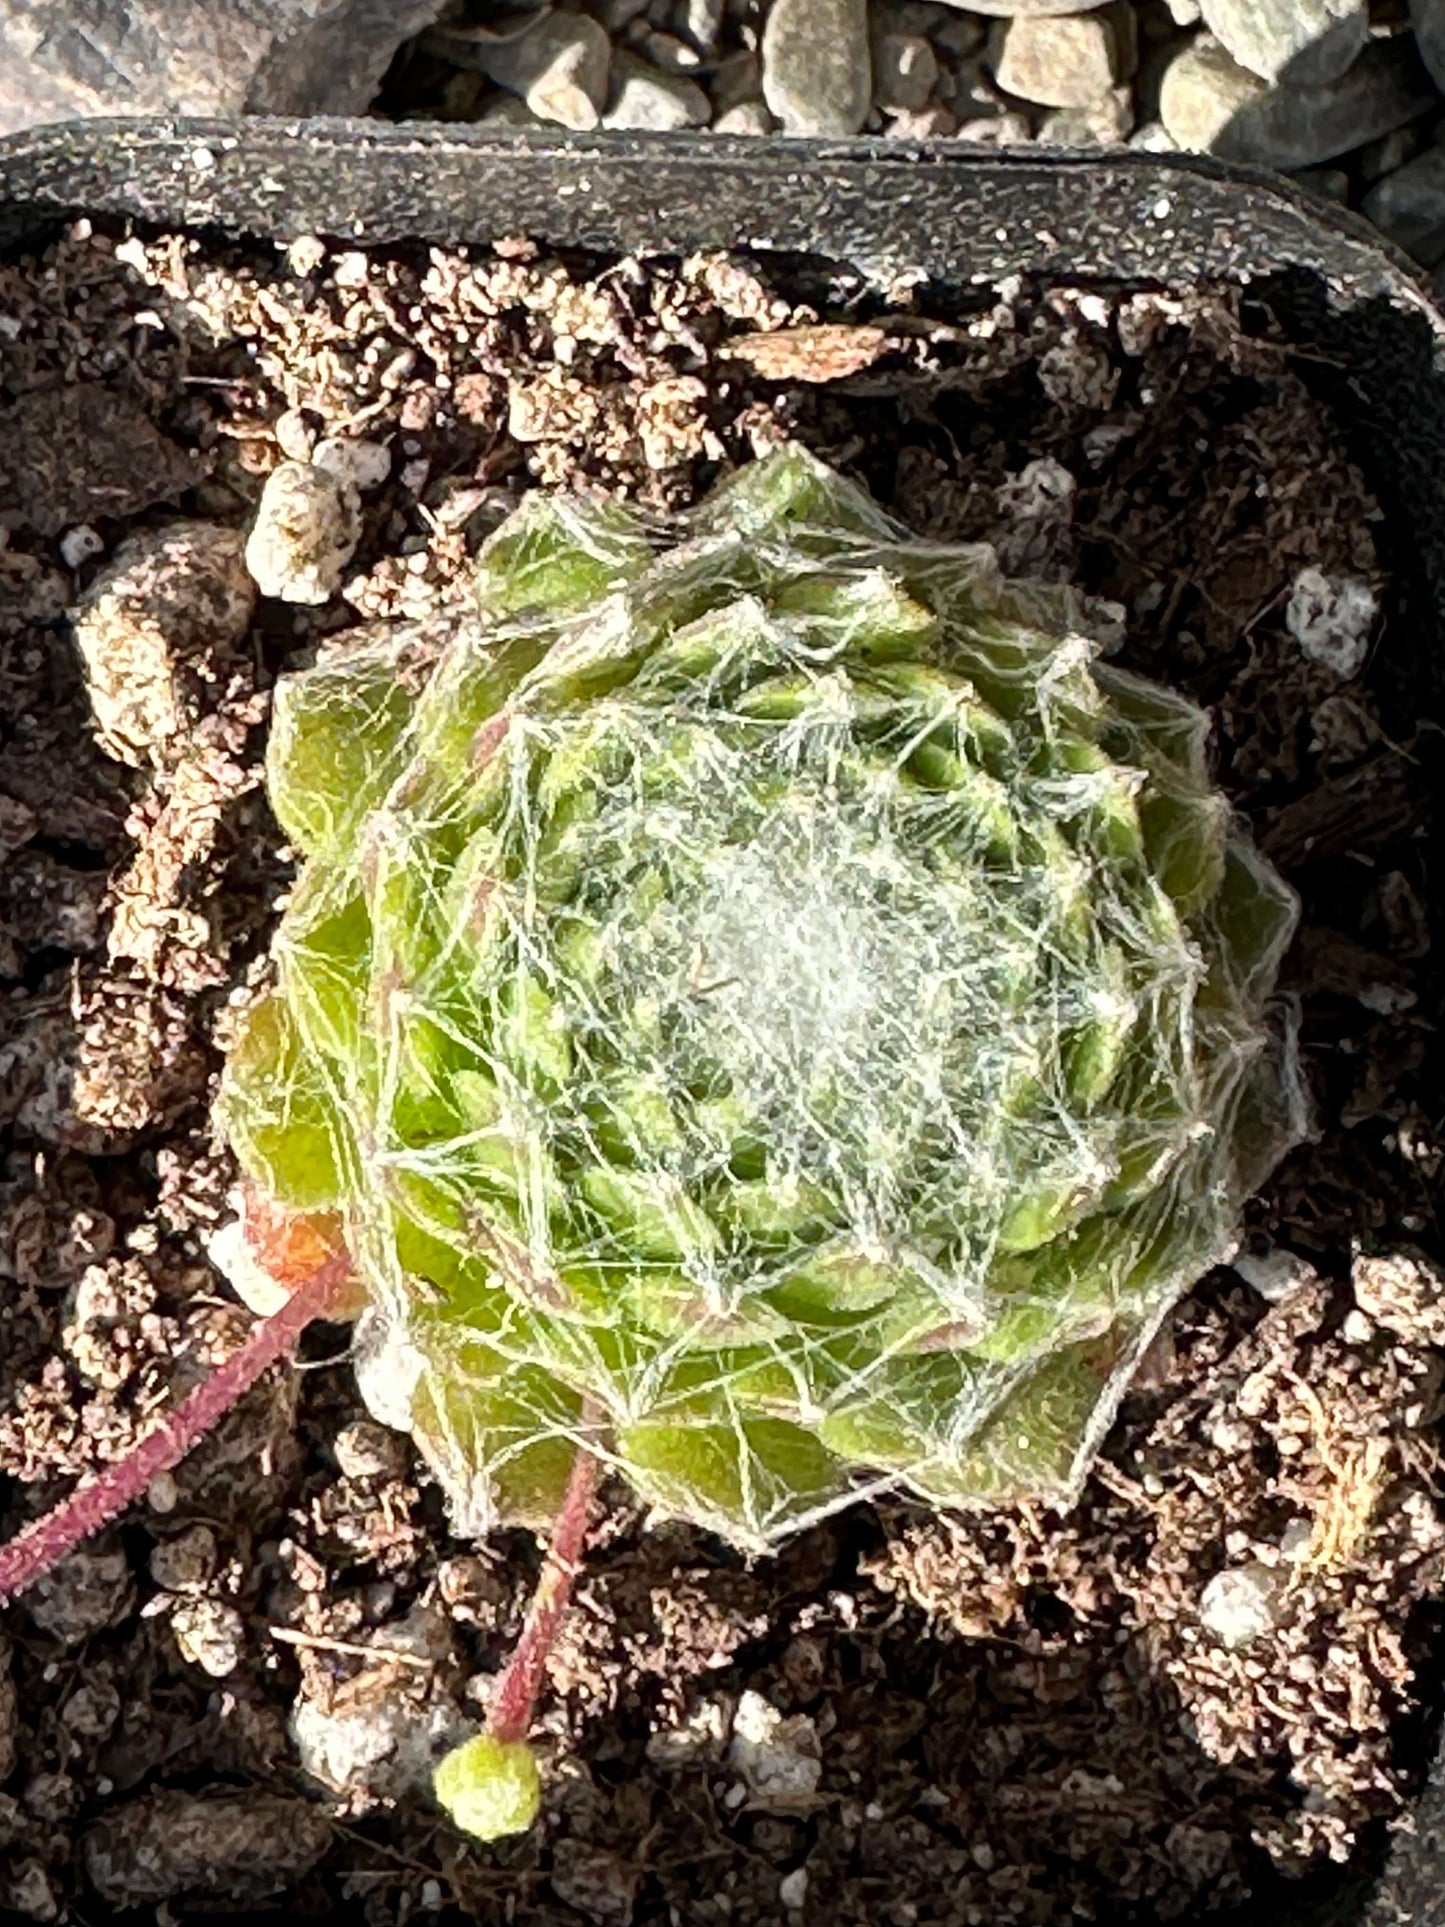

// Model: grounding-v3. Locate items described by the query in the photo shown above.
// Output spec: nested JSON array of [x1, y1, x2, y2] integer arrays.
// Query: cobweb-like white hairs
[[221, 447, 1304, 1550]]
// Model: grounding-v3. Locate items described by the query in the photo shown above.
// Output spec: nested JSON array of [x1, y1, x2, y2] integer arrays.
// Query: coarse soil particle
[[0, 222, 1440, 1926]]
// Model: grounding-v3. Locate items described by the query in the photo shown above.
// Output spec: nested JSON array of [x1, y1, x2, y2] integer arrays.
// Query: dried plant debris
[[0, 219, 1438, 1925]]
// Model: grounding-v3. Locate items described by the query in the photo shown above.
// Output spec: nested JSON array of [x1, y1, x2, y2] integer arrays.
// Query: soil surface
[[0, 222, 1441, 1927]]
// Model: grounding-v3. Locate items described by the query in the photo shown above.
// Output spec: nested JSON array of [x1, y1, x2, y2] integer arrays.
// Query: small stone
[[1199, 1563, 1282, 1650], [273, 408, 316, 461], [762, 0, 871, 134], [333, 1418, 409, 1482], [604, 50, 710, 127], [1159, 35, 1267, 152], [780, 1867, 809, 1910], [245, 459, 361, 606], [1362, 146, 1445, 265], [313, 436, 392, 492], [147, 1470, 179, 1514], [989, 10, 1122, 107], [331, 251, 370, 288], [473, 12, 611, 130], [885, 102, 958, 135], [1165, 0, 1201, 20], [713, 99, 776, 132], [25, 1546, 135, 1646], [148, 1523, 219, 1594], [171, 1599, 246, 1679], [72, 523, 255, 768], [1233, 1246, 1318, 1302], [292, 1671, 468, 1803], [1215, 37, 1438, 169], [1286, 567, 1378, 678], [874, 32, 939, 110], [286, 234, 327, 276], [1199, 0, 1367, 85], [632, 29, 703, 74], [729, 1691, 823, 1806], [1129, 118, 1178, 151], [675, 0, 724, 51], [1040, 83, 1133, 144], [82, 1791, 331, 1907], [59, 524, 103, 569]]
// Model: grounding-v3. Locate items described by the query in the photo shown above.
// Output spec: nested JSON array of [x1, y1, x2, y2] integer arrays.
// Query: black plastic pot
[[1, 118, 1443, 1927]]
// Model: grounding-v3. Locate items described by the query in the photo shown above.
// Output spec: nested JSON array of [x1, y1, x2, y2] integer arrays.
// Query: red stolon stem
[[0, 1252, 353, 1608], [487, 1430, 601, 1747]]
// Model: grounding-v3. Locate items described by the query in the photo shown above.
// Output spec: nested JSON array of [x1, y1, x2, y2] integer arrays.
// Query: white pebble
[[729, 1690, 822, 1805], [146, 1471, 179, 1514], [1341, 1307, 1375, 1345], [245, 459, 361, 606], [779, 1867, 809, 1910], [171, 1599, 245, 1679], [1199, 1562, 1282, 1650], [59, 525, 104, 569], [274, 408, 316, 461], [1286, 566, 1378, 681], [292, 1688, 469, 1802], [286, 234, 328, 277], [1232, 1246, 1317, 1303]]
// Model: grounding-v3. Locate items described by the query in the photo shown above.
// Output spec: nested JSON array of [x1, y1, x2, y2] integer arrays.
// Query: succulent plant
[[219, 444, 1303, 1557]]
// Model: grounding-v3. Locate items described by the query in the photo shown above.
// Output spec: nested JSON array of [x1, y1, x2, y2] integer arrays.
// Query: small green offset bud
[[219, 444, 1303, 1553], [433, 1734, 542, 1841]]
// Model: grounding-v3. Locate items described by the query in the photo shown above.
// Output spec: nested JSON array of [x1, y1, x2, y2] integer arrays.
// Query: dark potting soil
[[0, 221, 1440, 1927]]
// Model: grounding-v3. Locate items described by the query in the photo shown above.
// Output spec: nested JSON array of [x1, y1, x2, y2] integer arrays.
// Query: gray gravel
[[762, 0, 872, 131], [1198, 0, 1367, 87]]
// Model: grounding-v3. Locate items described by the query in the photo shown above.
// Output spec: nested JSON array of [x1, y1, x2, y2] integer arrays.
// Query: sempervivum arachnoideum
[[220, 445, 1302, 1552]]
